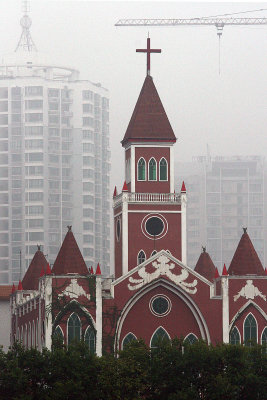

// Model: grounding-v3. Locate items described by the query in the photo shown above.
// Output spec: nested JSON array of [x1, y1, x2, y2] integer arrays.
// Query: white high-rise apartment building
[[0, 8, 110, 283]]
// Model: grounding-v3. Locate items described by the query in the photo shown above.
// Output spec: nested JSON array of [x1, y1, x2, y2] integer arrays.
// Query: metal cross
[[136, 37, 161, 76]]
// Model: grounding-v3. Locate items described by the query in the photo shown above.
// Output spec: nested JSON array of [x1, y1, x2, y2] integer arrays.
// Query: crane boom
[[115, 17, 267, 26]]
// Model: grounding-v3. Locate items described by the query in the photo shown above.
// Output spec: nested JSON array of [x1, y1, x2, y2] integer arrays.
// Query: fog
[[1, 0, 267, 191]]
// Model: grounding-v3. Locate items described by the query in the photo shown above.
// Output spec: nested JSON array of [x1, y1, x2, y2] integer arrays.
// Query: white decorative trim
[[181, 192, 187, 264], [261, 326, 267, 344], [184, 332, 198, 342], [149, 294, 172, 317], [148, 157, 157, 181], [234, 280, 266, 302], [130, 146, 135, 192], [137, 249, 146, 266], [121, 332, 137, 350], [243, 312, 258, 344], [122, 192, 128, 275], [137, 157, 146, 181], [129, 210, 182, 214], [229, 325, 241, 344], [150, 326, 170, 347], [222, 276, 229, 343], [84, 325, 96, 351], [170, 146, 174, 192], [95, 276, 102, 356], [54, 325, 64, 342], [59, 279, 90, 300], [159, 157, 168, 181], [141, 213, 168, 240]]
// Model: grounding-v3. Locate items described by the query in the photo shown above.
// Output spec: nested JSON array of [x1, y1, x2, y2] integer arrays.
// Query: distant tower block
[[15, 0, 37, 52]]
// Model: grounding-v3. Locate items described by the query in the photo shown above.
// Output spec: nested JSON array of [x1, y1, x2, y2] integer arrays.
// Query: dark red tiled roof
[[194, 249, 216, 282], [52, 229, 88, 275], [0, 285, 13, 300], [22, 250, 48, 290], [121, 75, 176, 146], [228, 231, 264, 276]]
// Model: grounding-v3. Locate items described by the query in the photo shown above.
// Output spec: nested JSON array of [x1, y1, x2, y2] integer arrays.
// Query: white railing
[[113, 192, 181, 207]]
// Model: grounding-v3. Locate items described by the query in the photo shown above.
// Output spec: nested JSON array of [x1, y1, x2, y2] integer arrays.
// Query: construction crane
[[115, 16, 267, 74]]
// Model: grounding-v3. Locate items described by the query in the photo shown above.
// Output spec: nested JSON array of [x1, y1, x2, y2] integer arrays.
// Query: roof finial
[[136, 37, 161, 76], [202, 246, 206, 253], [67, 225, 72, 232], [15, 0, 37, 52], [243, 227, 247, 233], [37, 244, 41, 251]]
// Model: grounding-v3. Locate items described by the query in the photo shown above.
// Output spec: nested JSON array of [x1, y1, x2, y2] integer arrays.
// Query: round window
[[145, 217, 164, 236], [150, 295, 171, 317], [116, 219, 121, 241]]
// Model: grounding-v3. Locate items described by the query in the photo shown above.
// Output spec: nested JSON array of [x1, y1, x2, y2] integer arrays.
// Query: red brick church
[[10, 39, 267, 354]]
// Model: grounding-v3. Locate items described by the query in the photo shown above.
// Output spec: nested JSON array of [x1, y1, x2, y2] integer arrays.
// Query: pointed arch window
[[184, 333, 198, 345], [138, 158, 146, 181], [68, 313, 81, 344], [244, 314, 257, 346], [229, 327, 240, 345], [85, 326, 95, 354], [159, 158, 168, 181], [148, 158, 156, 181], [151, 250, 157, 257], [122, 333, 137, 349], [151, 327, 170, 349], [54, 325, 64, 344], [261, 327, 267, 345], [137, 250, 146, 265]]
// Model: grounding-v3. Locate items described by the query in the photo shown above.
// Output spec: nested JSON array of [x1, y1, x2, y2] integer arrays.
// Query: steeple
[[22, 246, 48, 290], [15, 1, 37, 52], [121, 75, 176, 146], [228, 229, 264, 276], [194, 247, 216, 282]]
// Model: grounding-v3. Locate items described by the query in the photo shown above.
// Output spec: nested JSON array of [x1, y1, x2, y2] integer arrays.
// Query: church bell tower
[[113, 38, 187, 279]]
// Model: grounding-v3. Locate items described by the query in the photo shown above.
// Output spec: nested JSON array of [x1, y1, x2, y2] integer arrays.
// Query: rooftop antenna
[[15, 0, 37, 52]]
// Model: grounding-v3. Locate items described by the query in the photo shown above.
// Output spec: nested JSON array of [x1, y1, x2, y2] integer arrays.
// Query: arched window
[[68, 313, 81, 344], [244, 314, 257, 346], [184, 333, 198, 345], [84, 326, 95, 354], [138, 158, 146, 181], [122, 333, 137, 349], [137, 250, 146, 265], [159, 158, 167, 181], [151, 327, 170, 349], [151, 250, 157, 257], [54, 325, 64, 343], [229, 327, 240, 345], [148, 158, 156, 181], [261, 327, 267, 345]]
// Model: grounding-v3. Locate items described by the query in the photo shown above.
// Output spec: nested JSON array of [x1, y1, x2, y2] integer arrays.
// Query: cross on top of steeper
[[136, 36, 161, 76]]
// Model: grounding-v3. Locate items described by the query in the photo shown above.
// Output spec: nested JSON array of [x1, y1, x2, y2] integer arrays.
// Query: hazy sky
[[1, 1, 267, 190]]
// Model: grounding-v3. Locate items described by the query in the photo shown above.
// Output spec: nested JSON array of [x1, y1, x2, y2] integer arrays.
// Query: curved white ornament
[[59, 278, 90, 300], [128, 255, 197, 294], [234, 280, 266, 302]]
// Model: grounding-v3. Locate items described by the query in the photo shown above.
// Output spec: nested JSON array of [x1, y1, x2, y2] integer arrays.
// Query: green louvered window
[[138, 158, 146, 180], [149, 158, 156, 181], [159, 158, 167, 181]]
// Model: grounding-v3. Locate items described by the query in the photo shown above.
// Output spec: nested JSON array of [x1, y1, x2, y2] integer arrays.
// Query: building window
[[148, 158, 156, 181], [137, 250, 146, 265], [261, 327, 267, 346], [84, 326, 95, 354], [138, 158, 146, 181], [229, 327, 240, 345], [244, 314, 257, 346], [150, 295, 171, 317], [150, 327, 170, 349], [54, 325, 64, 343], [68, 313, 81, 344], [184, 333, 198, 345], [122, 333, 137, 349], [159, 158, 167, 181]]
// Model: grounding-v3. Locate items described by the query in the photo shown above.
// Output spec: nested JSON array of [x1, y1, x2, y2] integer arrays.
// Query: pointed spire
[[181, 181, 186, 193], [122, 181, 128, 192], [18, 280, 23, 291], [265, 268, 267, 276], [40, 266, 45, 277], [46, 263, 52, 275], [195, 248, 216, 282], [90, 266, 94, 274], [22, 247, 48, 290], [214, 268, 220, 279], [113, 186, 117, 198], [222, 264, 228, 276], [12, 283, 16, 294], [95, 263, 102, 275]]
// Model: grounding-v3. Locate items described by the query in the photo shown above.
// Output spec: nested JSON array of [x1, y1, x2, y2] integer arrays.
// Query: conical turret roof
[[121, 75, 176, 146], [194, 248, 216, 282], [22, 248, 48, 290], [52, 228, 88, 275], [228, 229, 264, 276]]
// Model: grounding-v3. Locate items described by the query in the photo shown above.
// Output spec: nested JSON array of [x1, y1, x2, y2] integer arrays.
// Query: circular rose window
[[141, 214, 168, 240], [150, 295, 171, 317]]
